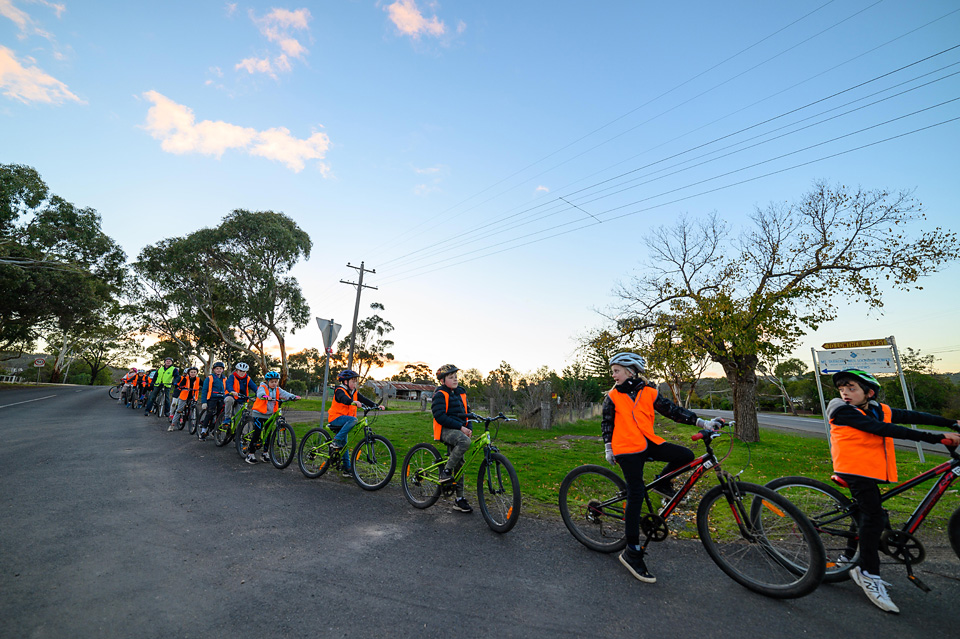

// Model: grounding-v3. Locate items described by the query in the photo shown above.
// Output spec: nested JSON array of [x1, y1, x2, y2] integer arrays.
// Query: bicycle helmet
[[235, 362, 250, 372], [187, 367, 199, 373], [338, 369, 360, 383], [436, 364, 459, 381], [609, 352, 646, 375], [137, 369, 145, 373], [832, 369, 880, 396], [264, 371, 280, 380], [129, 366, 137, 372], [164, 357, 173, 363], [212, 361, 225, 370]]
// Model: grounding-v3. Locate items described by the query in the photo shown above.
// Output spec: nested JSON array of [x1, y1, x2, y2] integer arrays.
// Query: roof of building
[[365, 380, 436, 392]]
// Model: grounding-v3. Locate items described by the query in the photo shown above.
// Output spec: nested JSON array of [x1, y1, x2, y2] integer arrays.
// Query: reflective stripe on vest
[[328, 386, 358, 422], [433, 389, 468, 440], [178, 376, 201, 401], [156, 365, 175, 387], [252, 384, 280, 414], [205, 375, 224, 400], [608, 385, 664, 456], [830, 403, 897, 482]]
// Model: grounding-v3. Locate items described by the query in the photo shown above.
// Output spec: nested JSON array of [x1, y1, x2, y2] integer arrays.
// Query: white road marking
[[0, 394, 57, 409]]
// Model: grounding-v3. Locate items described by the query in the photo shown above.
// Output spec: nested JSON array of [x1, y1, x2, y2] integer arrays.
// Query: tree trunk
[[723, 361, 760, 443]]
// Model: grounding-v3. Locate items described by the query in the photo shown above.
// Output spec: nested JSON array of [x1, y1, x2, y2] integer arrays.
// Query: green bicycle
[[213, 395, 251, 448], [401, 412, 521, 534], [296, 406, 397, 491], [235, 398, 298, 469]]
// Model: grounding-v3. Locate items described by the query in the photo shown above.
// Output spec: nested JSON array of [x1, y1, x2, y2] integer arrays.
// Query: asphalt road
[[2, 386, 959, 639]]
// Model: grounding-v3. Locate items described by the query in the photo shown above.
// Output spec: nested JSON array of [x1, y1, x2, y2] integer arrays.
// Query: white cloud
[[238, 7, 312, 76], [384, 0, 445, 39], [225, 2, 237, 17], [0, 45, 82, 104], [141, 91, 330, 173], [456, 20, 466, 35], [1, 0, 66, 58], [535, 185, 549, 193], [414, 165, 441, 174]]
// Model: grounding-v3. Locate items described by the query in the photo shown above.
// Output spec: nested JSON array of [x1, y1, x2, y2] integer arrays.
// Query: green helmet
[[832, 369, 880, 395]]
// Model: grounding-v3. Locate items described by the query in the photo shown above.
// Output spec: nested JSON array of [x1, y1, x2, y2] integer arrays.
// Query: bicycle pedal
[[907, 573, 931, 592]]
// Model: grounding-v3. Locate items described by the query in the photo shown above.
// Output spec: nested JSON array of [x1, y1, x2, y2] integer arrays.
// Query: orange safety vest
[[205, 374, 224, 400], [226, 374, 251, 396], [178, 376, 201, 401], [433, 388, 468, 440], [830, 402, 897, 482], [608, 385, 665, 456], [328, 385, 358, 422], [252, 383, 280, 414]]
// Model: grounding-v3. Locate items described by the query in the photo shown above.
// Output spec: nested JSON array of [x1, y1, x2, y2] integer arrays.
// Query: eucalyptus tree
[[612, 181, 958, 442]]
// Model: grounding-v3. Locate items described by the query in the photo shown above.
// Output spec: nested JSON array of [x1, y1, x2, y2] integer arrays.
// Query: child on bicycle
[[120, 367, 138, 406], [601, 352, 722, 584], [431, 364, 473, 513], [169, 366, 201, 432], [828, 368, 960, 614], [244, 371, 300, 464], [199, 362, 227, 441], [327, 369, 382, 475], [224, 362, 257, 427]]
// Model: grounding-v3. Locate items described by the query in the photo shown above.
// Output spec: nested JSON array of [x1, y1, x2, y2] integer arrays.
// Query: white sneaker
[[851, 567, 899, 613], [261, 452, 271, 463], [245, 454, 257, 464]]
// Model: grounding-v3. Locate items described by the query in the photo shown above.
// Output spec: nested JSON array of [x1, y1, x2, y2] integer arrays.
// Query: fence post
[[540, 401, 551, 429]]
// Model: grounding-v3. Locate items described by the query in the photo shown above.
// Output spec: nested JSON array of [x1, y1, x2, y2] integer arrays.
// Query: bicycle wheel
[[949, 506, 960, 561], [401, 443, 443, 509], [297, 428, 332, 478], [236, 419, 256, 458], [351, 434, 397, 491], [697, 481, 826, 599], [109, 385, 121, 400], [213, 419, 233, 447], [189, 411, 199, 435], [762, 476, 858, 583], [477, 452, 521, 533], [558, 464, 627, 553], [269, 422, 296, 469]]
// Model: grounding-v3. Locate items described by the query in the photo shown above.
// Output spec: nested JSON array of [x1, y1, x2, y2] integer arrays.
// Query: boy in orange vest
[[602, 352, 722, 584], [431, 364, 472, 513], [327, 370, 382, 475], [244, 371, 300, 464], [828, 369, 960, 614]]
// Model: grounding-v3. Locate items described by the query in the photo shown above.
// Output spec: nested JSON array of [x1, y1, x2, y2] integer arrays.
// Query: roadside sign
[[33, 358, 45, 367], [315, 318, 342, 349], [821, 338, 888, 349], [815, 347, 897, 374], [325, 347, 333, 355]]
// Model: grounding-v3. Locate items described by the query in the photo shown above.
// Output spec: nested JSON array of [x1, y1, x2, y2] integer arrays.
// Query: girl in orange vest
[[168, 367, 201, 432], [828, 369, 960, 614], [243, 371, 301, 464], [602, 352, 721, 584]]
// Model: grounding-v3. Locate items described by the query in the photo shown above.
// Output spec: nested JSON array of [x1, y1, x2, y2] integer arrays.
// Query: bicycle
[[108, 382, 123, 400], [401, 412, 521, 534], [297, 406, 397, 491], [171, 396, 198, 432], [235, 399, 298, 469], [213, 395, 250, 447], [558, 420, 826, 599], [146, 385, 171, 419], [763, 429, 960, 591]]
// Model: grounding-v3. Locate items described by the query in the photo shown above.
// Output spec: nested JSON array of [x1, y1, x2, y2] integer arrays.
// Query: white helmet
[[609, 352, 646, 374], [235, 362, 249, 372]]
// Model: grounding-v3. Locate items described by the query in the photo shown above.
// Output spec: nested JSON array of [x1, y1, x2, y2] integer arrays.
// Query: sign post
[[813, 336, 924, 461], [315, 318, 342, 424], [34, 358, 45, 384]]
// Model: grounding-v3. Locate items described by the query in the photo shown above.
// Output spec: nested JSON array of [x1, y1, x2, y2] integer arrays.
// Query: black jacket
[[827, 398, 951, 444], [432, 384, 469, 431], [601, 378, 700, 444]]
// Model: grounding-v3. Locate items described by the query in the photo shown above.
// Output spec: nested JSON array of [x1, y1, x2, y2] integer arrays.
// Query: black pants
[[839, 473, 886, 575], [201, 397, 224, 431], [617, 441, 695, 547]]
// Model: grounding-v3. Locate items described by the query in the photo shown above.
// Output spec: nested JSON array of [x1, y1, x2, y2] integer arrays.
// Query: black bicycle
[[558, 420, 826, 599]]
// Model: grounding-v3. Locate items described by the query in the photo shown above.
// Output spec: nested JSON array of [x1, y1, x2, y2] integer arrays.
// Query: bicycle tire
[[269, 422, 296, 469], [697, 481, 826, 599], [109, 385, 121, 400], [189, 411, 199, 435], [949, 506, 960, 561], [236, 419, 256, 458], [762, 476, 859, 583], [297, 428, 332, 478], [558, 464, 628, 553], [401, 443, 443, 509], [477, 452, 521, 533], [351, 434, 397, 491], [213, 418, 233, 447]]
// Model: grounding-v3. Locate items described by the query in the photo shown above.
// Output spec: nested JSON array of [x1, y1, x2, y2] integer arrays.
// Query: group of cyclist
[[117, 349, 960, 615]]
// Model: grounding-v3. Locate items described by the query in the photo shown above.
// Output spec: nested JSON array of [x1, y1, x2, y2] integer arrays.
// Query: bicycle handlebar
[[691, 419, 735, 442], [466, 412, 517, 424]]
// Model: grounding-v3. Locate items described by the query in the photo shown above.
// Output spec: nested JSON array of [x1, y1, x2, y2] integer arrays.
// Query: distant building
[[365, 380, 435, 401]]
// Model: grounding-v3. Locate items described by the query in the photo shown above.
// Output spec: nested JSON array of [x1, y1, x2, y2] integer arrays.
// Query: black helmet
[[212, 361, 225, 369], [833, 369, 881, 396], [436, 364, 459, 381], [338, 369, 359, 383]]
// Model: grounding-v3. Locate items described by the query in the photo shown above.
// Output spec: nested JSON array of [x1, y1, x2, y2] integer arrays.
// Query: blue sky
[[2, 0, 959, 377]]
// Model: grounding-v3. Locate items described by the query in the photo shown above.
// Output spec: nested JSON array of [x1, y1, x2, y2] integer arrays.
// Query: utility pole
[[340, 261, 377, 371]]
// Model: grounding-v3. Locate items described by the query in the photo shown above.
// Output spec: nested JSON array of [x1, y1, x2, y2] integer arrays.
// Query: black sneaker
[[439, 468, 455, 484], [453, 498, 473, 513], [619, 547, 656, 583], [341, 467, 354, 478], [651, 480, 677, 499]]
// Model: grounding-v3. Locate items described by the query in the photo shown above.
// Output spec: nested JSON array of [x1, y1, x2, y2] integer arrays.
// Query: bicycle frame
[[421, 423, 499, 482]]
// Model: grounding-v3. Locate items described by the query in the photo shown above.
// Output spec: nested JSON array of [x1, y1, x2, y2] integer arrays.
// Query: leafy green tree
[[336, 303, 395, 383], [75, 309, 142, 384], [613, 182, 958, 441], [389, 362, 433, 384]]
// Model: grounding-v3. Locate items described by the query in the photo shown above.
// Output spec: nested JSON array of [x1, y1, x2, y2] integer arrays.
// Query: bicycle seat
[[830, 474, 850, 488]]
